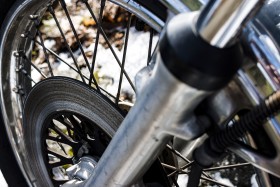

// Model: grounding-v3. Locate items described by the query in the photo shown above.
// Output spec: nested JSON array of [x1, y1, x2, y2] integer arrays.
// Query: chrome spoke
[[166, 144, 191, 163], [165, 144, 226, 187], [161, 163, 189, 175], [200, 176, 232, 187], [167, 162, 193, 177], [204, 163, 251, 172]]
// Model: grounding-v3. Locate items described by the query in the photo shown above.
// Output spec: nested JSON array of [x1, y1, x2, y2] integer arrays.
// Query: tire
[[0, 0, 280, 186]]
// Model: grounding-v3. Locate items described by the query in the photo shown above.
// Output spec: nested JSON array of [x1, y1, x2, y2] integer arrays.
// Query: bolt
[[29, 15, 38, 20], [13, 86, 25, 95], [21, 69, 28, 75], [19, 65, 24, 70], [20, 33, 27, 38], [19, 90, 25, 96], [13, 52, 20, 57], [13, 87, 19, 93]]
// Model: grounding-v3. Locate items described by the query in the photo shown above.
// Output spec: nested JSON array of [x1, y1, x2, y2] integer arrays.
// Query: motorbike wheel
[[0, 0, 279, 186]]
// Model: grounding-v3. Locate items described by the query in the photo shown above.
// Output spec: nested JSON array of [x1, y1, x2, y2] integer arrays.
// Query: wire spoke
[[14, 52, 36, 83], [66, 115, 87, 139], [58, 0, 100, 89], [47, 134, 72, 147], [35, 40, 83, 78], [49, 159, 72, 168], [200, 176, 232, 187], [58, 0, 90, 70], [48, 5, 86, 83], [21, 53, 47, 79], [47, 149, 72, 161], [162, 163, 189, 175], [165, 144, 223, 187], [35, 40, 120, 101], [204, 163, 251, 172], [88, 0, 105, 86], [20, 68, 36, 83], [167, 161, 193, 177], [116, 13, 132, 103], [30, 16, 54, 76], [48, 126, 78, 149], [83, 0, 135, 91], [166, 144, 191, 163]]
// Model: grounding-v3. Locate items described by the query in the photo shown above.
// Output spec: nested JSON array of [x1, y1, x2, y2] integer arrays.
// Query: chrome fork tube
[[83, 55, 210, 187], [197, 0, 265, 48], [78, 11, 243, 186]]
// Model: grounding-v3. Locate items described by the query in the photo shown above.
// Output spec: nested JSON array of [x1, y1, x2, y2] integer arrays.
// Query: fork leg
[[77, 10, 243, 186]]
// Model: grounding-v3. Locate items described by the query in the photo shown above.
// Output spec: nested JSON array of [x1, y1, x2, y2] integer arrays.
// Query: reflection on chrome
[[230, 20, 280, 179]]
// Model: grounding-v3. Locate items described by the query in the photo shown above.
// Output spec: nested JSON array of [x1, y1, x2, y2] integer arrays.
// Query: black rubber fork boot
[[158, 12, 243, 187]]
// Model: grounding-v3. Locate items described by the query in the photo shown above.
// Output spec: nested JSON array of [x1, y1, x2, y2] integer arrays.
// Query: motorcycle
[[0, 0, 280, 186]]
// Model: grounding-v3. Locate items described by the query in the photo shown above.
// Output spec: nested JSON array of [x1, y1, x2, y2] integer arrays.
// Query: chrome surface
[[110, 0, 164, 32], [135, 58, 156, 95], [206, 81, 252, 125], [228, 18, 280, 177], [160, 0, 191, 13], [78, 54, 210, 186], [0, 0, 167, 186], [196, 0, 280, 179], [0, 1, 48, 185], [243, 23, 280, 90], [66, 156, 97, 181], [173, 135, 207, 166], [196, 0, 264, 48], [232, 73, 280, 178], [198, 0, 208, 5]]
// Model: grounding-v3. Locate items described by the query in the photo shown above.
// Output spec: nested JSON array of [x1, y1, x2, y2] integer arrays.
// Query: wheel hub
[[66, 156, 98, 181]]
